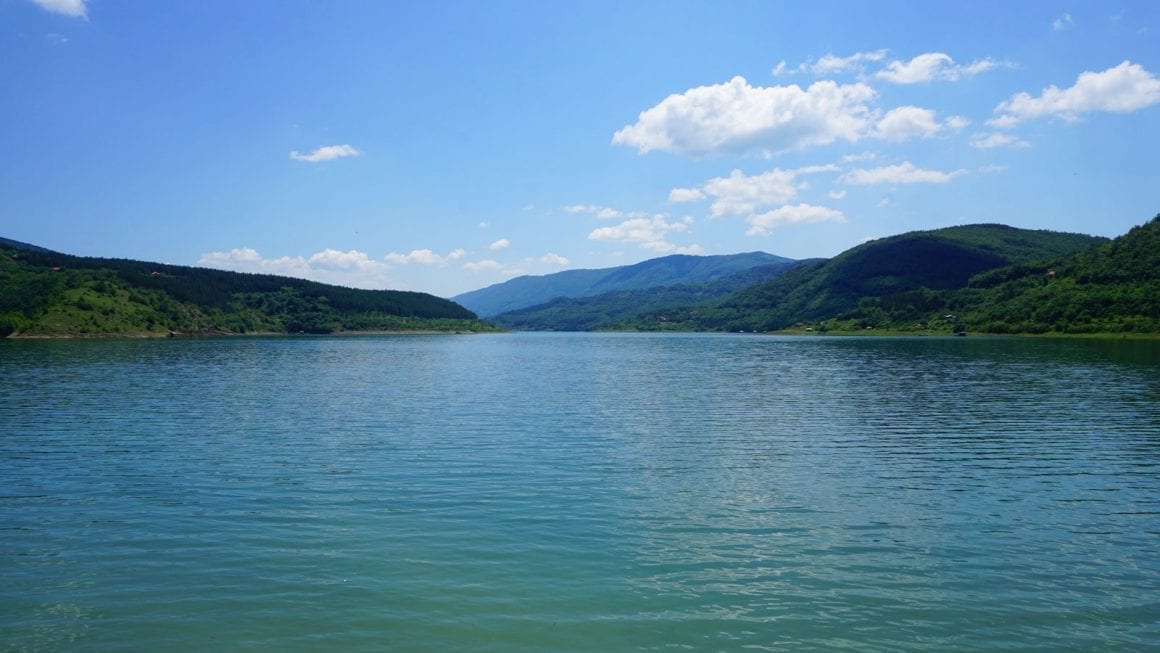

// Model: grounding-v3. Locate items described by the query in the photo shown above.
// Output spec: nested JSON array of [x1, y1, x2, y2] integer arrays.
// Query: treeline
[[0, 245, 494, 337]]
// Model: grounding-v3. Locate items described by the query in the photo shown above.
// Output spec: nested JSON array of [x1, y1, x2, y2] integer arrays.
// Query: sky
[[2, 1, 1158, 298]]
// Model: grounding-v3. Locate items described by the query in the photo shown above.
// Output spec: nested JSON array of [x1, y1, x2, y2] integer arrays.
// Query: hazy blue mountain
[[453, 252, 793, 317]]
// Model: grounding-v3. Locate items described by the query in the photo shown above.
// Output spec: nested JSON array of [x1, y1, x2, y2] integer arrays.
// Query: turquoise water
[[2, 333, 1158, 651]]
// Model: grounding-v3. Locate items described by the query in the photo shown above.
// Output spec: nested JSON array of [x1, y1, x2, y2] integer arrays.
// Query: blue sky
[[3, 0, 1158, 297]]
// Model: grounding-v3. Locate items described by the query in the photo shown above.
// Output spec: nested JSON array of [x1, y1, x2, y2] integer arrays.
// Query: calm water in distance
[[2, 333, 1158, 651]]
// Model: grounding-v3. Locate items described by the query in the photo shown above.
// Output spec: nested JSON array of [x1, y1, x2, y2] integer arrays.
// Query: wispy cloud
[[746, 204, 845, 237], [773, 49, 889, 77], [563, 204, 645, 220], [839, 161, 967, 185], [289, 144, 361, 163], [969, 132, 1031, 149], [28, 0, 87, 18], [1053, 13, 1073, 31], [875, 53, 1006, 84], [488, 239, 510, 251], [989, 61, 1160, 128]]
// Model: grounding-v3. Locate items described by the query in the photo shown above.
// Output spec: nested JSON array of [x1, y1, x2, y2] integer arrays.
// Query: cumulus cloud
[[384, 248, 465, 266], [872, 106, 967, 141], [670, 164, 838, 218], [989, 61, 1160, 127], [588, 215, 696, 252], [745, 204, 846, 237], [612, 76, 877, 157], [198, 247, 397, 289], [828, 190, 847, 200], [29, 0, 86, 18], [488, 239, 510, 251], [1053, 13, 1073, 30], [969, 132, 1031, 149], [289, 144, 361, 163], [839, 161, 967, 185], [875, 53, 1003, 84]]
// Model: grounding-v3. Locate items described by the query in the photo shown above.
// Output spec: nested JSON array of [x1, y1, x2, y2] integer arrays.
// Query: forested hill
[[694, 223, 1109, 332], [453, 251, 793, 317], [0, 243, 491, 338]]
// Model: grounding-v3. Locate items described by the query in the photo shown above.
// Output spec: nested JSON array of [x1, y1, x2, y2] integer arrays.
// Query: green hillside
[[453, 251, 793, 317], [0, 244, 493, 338], [943, 216, 1160, 334], [493, 260, 804, 331], [678, 224, 1109, 332]]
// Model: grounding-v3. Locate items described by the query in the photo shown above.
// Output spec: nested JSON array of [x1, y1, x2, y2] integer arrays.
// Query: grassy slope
[[0, 245, 493, 337]]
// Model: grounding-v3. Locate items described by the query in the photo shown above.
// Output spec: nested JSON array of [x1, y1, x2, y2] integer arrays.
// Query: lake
[[2, 333, 1158, 651]]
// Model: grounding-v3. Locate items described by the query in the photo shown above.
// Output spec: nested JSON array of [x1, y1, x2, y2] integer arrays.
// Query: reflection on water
[[1, 334, 1158, 651]]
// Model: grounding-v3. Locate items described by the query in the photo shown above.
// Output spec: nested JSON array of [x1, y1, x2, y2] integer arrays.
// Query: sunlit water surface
[[2, 333, 1158, 651]]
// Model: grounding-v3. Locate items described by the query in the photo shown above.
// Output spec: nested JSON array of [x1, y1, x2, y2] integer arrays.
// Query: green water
[[2, 333, 1158, 651]]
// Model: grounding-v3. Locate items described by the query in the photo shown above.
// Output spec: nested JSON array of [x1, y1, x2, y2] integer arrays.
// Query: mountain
[[0, 241, 491, 338], [944, 216, 1159, 334], [492, 260, 806, 331], [453, 251, 794, 317], [617, 223, 1110, 332]]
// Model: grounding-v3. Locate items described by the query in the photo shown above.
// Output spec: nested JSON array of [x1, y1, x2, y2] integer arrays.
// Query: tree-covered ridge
[[492, 260, 806, 331], [628, 223, 1110, 333], [0, 245, 493, 337], [453, 251, 793, 317], [941, 216, 1160, 334]]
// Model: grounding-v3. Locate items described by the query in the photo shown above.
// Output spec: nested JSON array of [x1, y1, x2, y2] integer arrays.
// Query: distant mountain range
[[453, 251, 793, 317]]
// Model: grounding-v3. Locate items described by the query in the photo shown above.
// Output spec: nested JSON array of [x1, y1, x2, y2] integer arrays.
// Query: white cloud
[[839, 161, 967, 185], [671, 165, 837, 218], [1053, 13, 1073, 30], [989, 61, 1160, 127], [668, 187, 707, 203], [29, 0, 87, 18], [979, 164, 1009, 174], [809, 49, 889, 75], [308, 248, 385, 271], [969, 132, 1031, 149], [588, 215, 695, 252], [478, 221, 490, 229], [828, 189, 847, 200], [773, 50, 889, 77], [745, 204, 845, 236], [539, 253, 570, 266], [488, 239, 510, 251], [198, 247, 397, 290], [842, 151, 877, 162], [289, 144, 361, 163], [564, 204, 645, 220], [877, 196, 894, 207], [384, 248, 465, 266], [875, 53, 1003, 84], [872, 106, 962, 141], [463, 259, 503, 272], [612, 76, 877, 157]]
